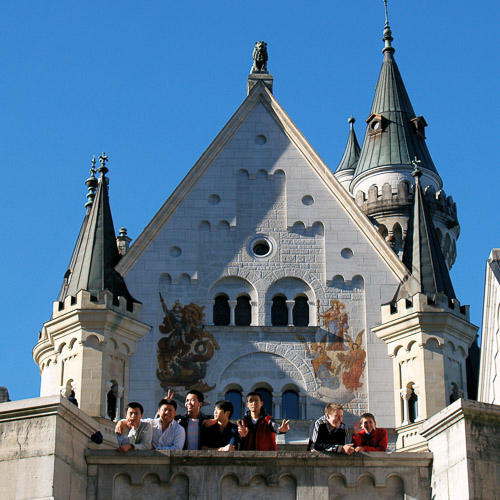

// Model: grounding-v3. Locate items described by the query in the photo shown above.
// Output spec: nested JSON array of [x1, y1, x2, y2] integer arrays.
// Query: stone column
[[400, 389, 410, 426], [308, 300, 316, 326], [250, 301, 258, 326], [299, 393, 307, 419], [228, 300, 237, 326], [286, 300, 295, 326], [273, 393, 281, 419]]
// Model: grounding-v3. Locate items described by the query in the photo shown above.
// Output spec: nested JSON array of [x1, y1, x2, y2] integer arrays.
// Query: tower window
[[225, 390, 243, 420]]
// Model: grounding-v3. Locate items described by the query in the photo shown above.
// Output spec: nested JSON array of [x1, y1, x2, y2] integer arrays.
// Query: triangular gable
[[116, 81, 409, 283]]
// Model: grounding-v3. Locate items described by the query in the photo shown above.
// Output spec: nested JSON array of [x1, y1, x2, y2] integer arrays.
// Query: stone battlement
[[381, 292, 469, 321], [355, 181, 458, 228], [53, 289, 141, 320]]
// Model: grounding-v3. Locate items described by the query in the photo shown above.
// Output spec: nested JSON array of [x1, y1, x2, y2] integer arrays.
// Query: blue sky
[[1, 1, 499, 401]]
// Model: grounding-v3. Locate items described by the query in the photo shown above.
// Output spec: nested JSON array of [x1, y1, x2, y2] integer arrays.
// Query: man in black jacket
[[176, 390, 211, 450], [307, 403, 353, 454]]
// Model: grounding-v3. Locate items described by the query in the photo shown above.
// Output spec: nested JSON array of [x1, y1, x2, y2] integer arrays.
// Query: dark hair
[[158, 398, 177, 411], [187, 390, 204, 403], [360, 412, 376, 422], [127, 402, 144, 415], [246, 391, 262, 402], [214, 400, 234, 418]]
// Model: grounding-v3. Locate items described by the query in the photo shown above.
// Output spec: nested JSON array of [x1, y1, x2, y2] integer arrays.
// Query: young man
[[307, 403, 352, 454], [142, 398, 185, 450], [115, 402, 152, 452], [176, 390, 211, 450], [351, 412, 388, 452], [201, 400, 239, 451], [238, 392, 290, 451]]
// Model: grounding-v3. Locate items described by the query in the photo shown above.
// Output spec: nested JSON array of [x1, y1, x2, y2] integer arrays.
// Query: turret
[[373, 161, 477, 451], [334, 117, 360, 191], [33, 154, 150, 420]]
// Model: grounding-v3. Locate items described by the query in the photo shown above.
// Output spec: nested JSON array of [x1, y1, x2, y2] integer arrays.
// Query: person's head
[[214, 400, 234, 422], [246, 392, 263, 415], [125, 402, 144, 426], [158, 398, 177, 425], [359, 412, 376, 433], [325, 403, 343, 429], [185, 390, 204, 418]]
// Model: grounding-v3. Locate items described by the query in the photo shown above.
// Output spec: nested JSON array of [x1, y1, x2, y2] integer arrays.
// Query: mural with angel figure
[[297, 299, 366, 394], [157, 293, 220, 392]]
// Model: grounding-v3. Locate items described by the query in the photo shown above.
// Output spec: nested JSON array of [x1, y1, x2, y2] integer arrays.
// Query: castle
[[2, 7, 500, 500]]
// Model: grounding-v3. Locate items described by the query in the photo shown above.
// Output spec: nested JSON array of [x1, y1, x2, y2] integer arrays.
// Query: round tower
[[348, 11, 459, 268]]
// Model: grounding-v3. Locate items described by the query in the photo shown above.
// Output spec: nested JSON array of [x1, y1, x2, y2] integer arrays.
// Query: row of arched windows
[[213, 294, 309, 327], [225, 388, 300, 420]]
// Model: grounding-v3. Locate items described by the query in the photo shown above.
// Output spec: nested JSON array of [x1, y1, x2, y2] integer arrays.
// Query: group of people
[[115, 390, 387, 453]]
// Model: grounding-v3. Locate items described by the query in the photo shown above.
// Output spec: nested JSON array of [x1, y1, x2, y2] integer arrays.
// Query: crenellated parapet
[[53, 289, 143, 321], [354, 181, 459, 268]]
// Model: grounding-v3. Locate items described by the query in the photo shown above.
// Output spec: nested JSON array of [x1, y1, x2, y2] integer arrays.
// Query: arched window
[[213, 295, 230, 326], [225, 390, 243, 420], [107, 385, 117, 420], [282, 390, 299, 419], [271, 295, 288, 326], [408, 387, 418, 423], [255, 388, 273, 414], [293, 296, 309, 326], [235, 295, 251, 326]]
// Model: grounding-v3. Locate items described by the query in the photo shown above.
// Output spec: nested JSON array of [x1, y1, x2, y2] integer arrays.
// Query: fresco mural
[[297, 299, 366, 398], [157, 293, 220, 392]]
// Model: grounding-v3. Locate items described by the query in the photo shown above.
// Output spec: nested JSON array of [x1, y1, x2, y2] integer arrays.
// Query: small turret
[[334, 117, 360, 191], [34, 155, 150, 420], [373, 160, 477, 451]]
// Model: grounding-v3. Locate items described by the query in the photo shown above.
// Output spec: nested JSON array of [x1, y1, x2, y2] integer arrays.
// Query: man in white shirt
[[143, 398, 185, 450]]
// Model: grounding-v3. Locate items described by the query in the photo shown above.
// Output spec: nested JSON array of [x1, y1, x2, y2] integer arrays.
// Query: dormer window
[[366, 113, 386, 136], [411, 115, 427, 139]]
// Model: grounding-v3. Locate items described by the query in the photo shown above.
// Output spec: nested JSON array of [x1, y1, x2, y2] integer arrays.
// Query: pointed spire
[[382, 0, 395, 55], [399, 157, 455, 299], [58, 155, 138, 306], [335, 117, 361, 174], [350, 4, 441, 195]]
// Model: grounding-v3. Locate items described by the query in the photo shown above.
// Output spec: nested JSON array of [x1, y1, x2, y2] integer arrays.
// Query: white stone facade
[[118, 87, 408, 426]]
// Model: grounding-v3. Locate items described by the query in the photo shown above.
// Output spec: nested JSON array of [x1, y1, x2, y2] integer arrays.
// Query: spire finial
[[382, 0, 395, 54], [412, 156, 422, 182], [98, 152, 109, 176], [85, 155, 99, 208]]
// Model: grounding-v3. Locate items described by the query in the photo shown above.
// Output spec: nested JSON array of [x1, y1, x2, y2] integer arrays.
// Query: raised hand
[[278, 419, 290, 433], [237, 419, 249, 438], [165, 389, 175, 400]]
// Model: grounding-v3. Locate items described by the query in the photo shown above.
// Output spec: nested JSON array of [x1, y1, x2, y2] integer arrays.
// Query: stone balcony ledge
[[86, 449, 433, 499]]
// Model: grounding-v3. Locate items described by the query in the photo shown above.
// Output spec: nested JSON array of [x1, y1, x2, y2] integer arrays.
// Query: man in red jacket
[[237, 392, 290, 450], [351, 412, 388, 452]]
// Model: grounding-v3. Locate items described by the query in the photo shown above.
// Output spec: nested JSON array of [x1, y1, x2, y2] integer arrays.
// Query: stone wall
[[421, 399, 500, 500], [86, 450, 432, 500], [0, 396, 98, 500]]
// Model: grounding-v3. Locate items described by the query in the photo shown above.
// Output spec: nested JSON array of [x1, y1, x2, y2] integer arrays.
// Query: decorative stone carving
[[251, 41, 268, 73]]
